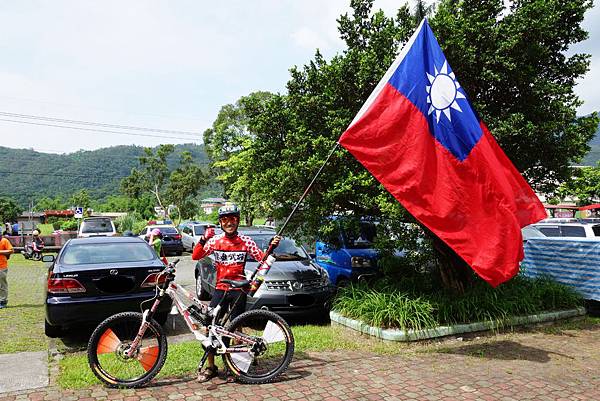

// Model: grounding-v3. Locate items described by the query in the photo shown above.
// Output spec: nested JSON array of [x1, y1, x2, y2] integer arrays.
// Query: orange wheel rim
[[137, 346, 159, 371], [97, 329, 121, 354]]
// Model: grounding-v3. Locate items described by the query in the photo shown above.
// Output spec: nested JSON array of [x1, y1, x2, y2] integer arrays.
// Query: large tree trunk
[[432, 236, 473, 295]]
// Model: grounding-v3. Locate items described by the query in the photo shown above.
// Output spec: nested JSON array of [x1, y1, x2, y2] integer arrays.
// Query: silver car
[[194, 228, 333, 318], [180, 222, 215, 252]]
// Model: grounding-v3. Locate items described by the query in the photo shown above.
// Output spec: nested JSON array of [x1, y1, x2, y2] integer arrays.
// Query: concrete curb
[[330, 307, 587, 341]]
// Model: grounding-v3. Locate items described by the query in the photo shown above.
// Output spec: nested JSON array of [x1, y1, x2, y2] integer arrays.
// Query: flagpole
[[276, 141, 340, 237]]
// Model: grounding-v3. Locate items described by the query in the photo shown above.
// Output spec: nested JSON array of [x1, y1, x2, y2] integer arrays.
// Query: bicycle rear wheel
[[87, 312, 168, 388], [223, 309, 294, 384]]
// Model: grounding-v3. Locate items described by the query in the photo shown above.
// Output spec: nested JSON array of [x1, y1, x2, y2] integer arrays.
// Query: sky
[[0, 0, 598, 154]]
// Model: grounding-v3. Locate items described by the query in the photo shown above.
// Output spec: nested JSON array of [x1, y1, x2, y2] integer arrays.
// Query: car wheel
[[336, 278, 350, 288], [176, 250, 183, 256], [196, 273, 211, 301], [44, 320, 63, 338], [190, 242, 195, 252]]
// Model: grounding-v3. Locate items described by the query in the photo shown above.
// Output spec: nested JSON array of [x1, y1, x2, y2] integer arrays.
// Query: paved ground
[[1, 320, 598, 401]]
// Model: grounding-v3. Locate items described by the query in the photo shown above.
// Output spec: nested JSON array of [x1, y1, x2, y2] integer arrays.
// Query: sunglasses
[[219, 215, 239, 224]]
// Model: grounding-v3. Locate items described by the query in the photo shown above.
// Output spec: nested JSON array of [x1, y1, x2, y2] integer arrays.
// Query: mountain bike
[[87, 259, 295, 388]]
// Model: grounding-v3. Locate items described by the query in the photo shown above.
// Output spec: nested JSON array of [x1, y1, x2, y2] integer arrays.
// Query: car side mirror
[[309, 253, 316, 259], [42, 255, 55, 263]]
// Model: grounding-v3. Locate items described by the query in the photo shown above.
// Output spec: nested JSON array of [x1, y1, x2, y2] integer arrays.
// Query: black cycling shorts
[[209, 289, 247, 322]]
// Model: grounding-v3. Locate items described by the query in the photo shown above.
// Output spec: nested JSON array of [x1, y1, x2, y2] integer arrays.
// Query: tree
[[121, 145, 208, 219], [556, 164, 600, 205], [0, 197, 20, 223], [35, 196, 66, 211], [69, 189, 91, 210], [121, 145, 174, 209], [165, 151, 207, 218], [206, 0, 598, 287], [204, 92, 279, 224]]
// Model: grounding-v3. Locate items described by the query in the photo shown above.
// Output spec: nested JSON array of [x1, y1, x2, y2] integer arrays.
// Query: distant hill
[[0, 144, 221, 207], [581, 119, 600, 166]]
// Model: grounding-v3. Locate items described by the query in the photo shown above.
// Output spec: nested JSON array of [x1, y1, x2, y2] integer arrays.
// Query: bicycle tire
[[223, 309, 294, 384], [87, 312, 168, 388]]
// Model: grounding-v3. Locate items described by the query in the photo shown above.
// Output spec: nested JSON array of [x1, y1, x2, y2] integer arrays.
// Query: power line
[[0, 170, 128, 179], [0, 111, 201, 137], [0, 118, 200, 141]]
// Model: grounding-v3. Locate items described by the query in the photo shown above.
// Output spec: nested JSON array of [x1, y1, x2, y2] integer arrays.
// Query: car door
[[181, 226, 191, 250]]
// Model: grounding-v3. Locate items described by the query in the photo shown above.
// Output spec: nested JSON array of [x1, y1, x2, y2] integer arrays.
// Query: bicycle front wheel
[[223, 309, 294, 384], [87, 312, 168, 388]]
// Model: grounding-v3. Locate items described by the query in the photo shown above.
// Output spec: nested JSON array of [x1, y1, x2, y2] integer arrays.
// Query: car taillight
[[173, 234, 181, 240], [47, 275, 86, 294], [141, 273, 167, 288]]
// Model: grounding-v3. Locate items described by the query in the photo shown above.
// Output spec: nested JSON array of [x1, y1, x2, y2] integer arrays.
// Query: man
[[191, 202, 280, 382], [0, 234, 14, 308]]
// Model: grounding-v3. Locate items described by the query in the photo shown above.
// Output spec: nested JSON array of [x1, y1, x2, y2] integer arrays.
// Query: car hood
[[245, 259, 323, 281]]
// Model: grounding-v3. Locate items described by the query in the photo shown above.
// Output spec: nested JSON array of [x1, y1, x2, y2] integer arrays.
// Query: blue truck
[[314, 218, 382, 286]]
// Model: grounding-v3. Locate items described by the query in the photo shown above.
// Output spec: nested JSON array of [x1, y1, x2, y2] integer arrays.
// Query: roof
[[201, 198, 227, 203], [67, 236, 146, 245]]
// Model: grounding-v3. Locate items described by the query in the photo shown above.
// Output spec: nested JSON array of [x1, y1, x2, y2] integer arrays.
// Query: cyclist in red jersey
[[192, 202, 280, 382]]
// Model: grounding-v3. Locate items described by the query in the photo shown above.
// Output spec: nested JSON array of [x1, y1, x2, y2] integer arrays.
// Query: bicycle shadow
[[148, 352, 337, 389]]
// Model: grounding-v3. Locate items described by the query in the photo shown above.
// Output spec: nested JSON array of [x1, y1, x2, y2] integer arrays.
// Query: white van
[[78, 217, 117, 238]]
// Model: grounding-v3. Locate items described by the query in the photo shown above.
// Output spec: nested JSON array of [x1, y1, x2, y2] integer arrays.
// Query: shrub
[[60, 219, 78, 231], [332, 275, 583, 330]]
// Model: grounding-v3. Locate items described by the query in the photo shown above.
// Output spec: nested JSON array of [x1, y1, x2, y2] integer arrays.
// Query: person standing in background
[[0, 235, 14, 308]]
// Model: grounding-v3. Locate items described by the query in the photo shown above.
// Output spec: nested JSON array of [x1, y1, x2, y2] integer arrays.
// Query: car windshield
[[61, 242, 157, 265], [152, 227, 178, 234], [194, 226, 206, 236], [245, 234, 309, 261], [342, 221, 377, 249], [81, 219, 113, 233]]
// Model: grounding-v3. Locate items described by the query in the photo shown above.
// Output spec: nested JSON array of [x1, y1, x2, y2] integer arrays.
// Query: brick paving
[[1, 324, 599, 401]]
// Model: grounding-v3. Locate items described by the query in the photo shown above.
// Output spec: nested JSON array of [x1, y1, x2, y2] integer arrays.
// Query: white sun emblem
[[426, 60, 466, 123]]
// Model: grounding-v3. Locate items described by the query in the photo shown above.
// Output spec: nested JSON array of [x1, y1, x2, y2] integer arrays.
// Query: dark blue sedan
[[44, 237, 172, 337]]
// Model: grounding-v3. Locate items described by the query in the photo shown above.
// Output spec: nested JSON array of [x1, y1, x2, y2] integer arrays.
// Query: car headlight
[[319, 267, 330, 286], [351, 256, 372, 268]]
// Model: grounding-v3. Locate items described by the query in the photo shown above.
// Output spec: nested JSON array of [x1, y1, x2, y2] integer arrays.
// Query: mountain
[[0, 144, 220, 207], [581, 120, 600, 166]]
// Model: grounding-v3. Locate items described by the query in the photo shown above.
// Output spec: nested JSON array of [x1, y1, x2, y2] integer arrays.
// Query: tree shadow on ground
[[436, 340, 574, 363]]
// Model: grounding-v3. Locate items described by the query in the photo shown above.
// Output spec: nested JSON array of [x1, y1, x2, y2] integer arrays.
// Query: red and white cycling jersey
[[192, 233, 264, 291]]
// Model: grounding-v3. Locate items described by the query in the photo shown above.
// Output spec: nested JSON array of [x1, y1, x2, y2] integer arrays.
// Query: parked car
[[194, 228, 333, 317], [77, 217, 116, 238], [138, 224, 184, 255], [315, 218, 384, 286], [44, 236, 172, 337], [521, 225, 546, 243], [180, 221, 215, 252], [531, 222, 600, 239]]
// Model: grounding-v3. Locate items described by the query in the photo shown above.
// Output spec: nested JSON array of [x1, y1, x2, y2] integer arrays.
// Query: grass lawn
[[0, 253, 49, 353]]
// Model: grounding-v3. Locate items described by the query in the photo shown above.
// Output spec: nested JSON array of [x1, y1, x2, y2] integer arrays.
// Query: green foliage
[[60, 219, 78, 231], [121, 146, 208, 219], [203, 0, 597, 255], [114, 213, 142, 233], [0, 144, 216, 208], [34, 196, 66, 211], [333, 275, 582, 330], [69, 189, 90, 209], [0, 197, 20, 222], [556, 163, 600, 205]]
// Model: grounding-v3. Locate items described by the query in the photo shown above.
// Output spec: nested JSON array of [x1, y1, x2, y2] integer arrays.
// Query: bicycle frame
[[127, 279, 256, 360]]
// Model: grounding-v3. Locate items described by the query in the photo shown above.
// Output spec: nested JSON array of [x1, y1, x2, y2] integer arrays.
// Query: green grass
[[0, 254, 49, 353], [333, 275, 584, 331]]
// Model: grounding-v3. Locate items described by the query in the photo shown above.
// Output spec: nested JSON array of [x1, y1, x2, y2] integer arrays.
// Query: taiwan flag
[[339, 19, 546, 287]]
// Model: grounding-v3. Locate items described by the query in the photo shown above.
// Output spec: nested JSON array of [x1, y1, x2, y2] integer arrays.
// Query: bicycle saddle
[[219, 279, 251, 289]]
